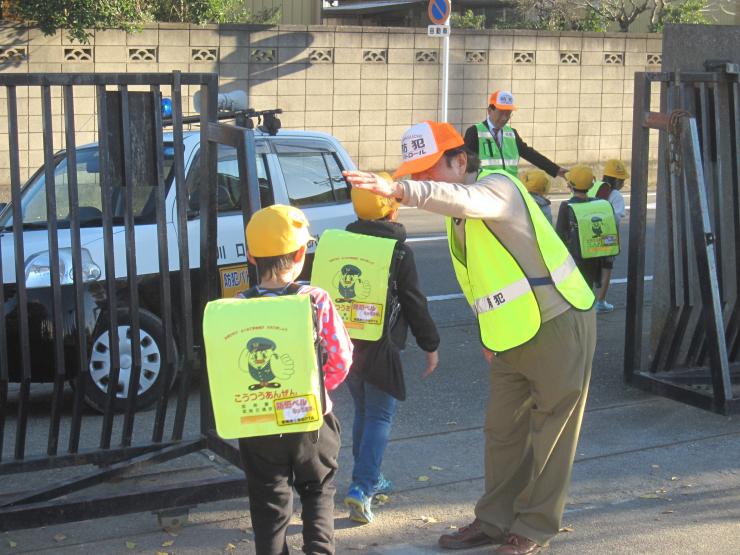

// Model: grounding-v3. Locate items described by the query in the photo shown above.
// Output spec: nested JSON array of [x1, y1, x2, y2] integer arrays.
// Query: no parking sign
[[428, 0, 451, 24]]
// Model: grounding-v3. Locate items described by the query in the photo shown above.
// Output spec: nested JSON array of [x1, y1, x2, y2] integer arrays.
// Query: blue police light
[[161, 97, 173, 118]]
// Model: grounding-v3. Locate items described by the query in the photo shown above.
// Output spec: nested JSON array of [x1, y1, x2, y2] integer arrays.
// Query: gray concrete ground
[[3, 202, 739, 555]]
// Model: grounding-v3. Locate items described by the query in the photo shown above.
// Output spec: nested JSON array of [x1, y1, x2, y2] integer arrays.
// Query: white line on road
[[427, 275, 654, 302], [407, 235, 447, 243]]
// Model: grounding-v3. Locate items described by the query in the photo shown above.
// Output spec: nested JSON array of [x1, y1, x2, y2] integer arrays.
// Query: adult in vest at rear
[[464, 90, 569, 179]]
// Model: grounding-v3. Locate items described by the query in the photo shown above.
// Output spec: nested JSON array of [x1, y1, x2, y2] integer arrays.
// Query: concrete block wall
[[0, 23, 663, 190]]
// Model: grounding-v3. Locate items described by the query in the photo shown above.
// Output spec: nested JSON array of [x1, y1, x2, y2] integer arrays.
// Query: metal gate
[[0, 72, 263, 529], [625, 63, 740, 414]]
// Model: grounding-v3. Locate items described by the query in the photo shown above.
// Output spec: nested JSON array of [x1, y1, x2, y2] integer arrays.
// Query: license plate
[[219, 264, 250, 298]]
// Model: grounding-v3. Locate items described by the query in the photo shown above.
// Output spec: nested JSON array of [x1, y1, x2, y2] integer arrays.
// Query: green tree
[[651, 0, 709, 31], [450, 9, 486, 29], [8, 0, 152, 43]]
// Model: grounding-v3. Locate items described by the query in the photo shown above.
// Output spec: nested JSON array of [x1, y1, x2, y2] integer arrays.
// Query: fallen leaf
[[419, 515, 438, 524], [161, 540, 175, 547], [156, 552, 169, 555], [639, 494, 660, 499], [662, 510, 675, 514], [417, 475, 430, 482], [559, 526, 574, 533], [446, 421, 457, 426], [374, 494, 389, 506], [347, 545, 367, 550], [53, 534, 67, 542], [430, 465, 443, 471], [670, 476, 679, 481], [651, 464, 660, 469], [225, 543, 237, 551], [126, 541, 137, 549], [448, 525, 458, 530], [8, 540, 17, 549]]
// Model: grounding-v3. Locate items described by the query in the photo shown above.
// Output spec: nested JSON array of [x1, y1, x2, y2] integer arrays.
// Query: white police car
[[0, 121, 357, 411]]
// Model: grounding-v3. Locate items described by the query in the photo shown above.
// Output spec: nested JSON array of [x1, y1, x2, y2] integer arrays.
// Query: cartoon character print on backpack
[[239, 337, 295, 391], [335, 264, 371, 301], [591, 215, 604, 238]]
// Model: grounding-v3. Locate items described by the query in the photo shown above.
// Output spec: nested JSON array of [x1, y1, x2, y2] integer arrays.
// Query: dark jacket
[[464, 121, 561, 178], [345, 219, 440, 401]]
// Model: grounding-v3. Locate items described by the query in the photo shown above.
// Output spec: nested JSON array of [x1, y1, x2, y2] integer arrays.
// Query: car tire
[[83, 309, 178, 413]]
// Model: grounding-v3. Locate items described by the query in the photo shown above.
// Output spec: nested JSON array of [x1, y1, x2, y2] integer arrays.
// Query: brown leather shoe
[[438, 519, 505, 550], [494, 534, 543, 555]]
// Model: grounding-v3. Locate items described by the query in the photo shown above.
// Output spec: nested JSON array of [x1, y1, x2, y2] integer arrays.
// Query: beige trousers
[[475, 308, 596, 546]]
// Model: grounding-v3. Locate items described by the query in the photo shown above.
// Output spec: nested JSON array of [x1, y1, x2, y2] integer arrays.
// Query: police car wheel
[[83, 309, 178, 413]]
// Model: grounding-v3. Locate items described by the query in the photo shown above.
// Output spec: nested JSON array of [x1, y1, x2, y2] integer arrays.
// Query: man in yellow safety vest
[[343, 121, 596, 555]]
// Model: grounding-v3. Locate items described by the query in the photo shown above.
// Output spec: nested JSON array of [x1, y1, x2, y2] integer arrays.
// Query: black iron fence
[[0, 72, 261, 530], [626, 63, 740, 414]]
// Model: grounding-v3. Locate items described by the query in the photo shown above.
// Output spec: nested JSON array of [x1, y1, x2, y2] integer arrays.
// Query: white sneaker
[[595, 300, 614, 313]]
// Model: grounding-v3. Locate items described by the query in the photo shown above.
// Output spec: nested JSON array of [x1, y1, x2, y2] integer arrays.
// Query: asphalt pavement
[[3, 197, 740, 555]]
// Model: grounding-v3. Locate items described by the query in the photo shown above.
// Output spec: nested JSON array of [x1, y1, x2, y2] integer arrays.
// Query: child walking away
[[588, 159, 629, 313], [311, 186, 440, 525], [202, 205, 353, 555], [556, 165, 621, 304], [520, 169, 553, 224]]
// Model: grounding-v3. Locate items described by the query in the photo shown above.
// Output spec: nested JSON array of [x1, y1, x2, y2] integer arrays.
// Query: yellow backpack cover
[[202, 292, 324, 439]]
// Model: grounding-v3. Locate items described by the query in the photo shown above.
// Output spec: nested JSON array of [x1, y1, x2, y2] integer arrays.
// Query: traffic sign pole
[[441, 10, 450, 121], [428, 0, 452, 121]]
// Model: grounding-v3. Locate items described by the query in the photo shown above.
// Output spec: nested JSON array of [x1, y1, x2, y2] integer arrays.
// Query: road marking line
[[427, 275, 654, 302]]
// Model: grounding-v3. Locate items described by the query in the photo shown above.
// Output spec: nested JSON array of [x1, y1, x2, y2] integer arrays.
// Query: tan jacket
[[400, 173, 571, 323]]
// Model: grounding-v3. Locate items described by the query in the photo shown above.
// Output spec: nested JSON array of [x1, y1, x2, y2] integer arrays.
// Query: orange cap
[[488, 90, 516, 111], [393, 121, 465, 178]]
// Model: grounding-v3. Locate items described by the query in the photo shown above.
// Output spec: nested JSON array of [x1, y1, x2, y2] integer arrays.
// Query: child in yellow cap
[[340, 184, 440, 524], [556, 165, 603, 289], [238, 204, 353, 554], [521, 168, 553, 224], [591, 159, 629, 313]]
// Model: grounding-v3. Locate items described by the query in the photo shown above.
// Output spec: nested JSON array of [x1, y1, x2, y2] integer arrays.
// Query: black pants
[[238, 412, 341, 555]]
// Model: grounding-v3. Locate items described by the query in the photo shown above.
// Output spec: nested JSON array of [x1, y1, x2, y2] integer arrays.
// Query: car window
[[0, 146, 175, 228], [185, 145, 272, 214], [275, 146, 350, 207]]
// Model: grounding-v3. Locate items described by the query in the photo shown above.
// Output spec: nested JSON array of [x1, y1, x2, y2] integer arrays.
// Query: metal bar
[[150, 82, 175, 444], [8, 86, 33, 460], [119, 85, 143, 447], [0, 440, 184, 475], [41, 85, 67, 457], [0, 475, 248, 533], [624, 72, 652, 381], [170, 73, 195, 442], [237, 126, 261, 298], [199, 76, 220, 437], [643, 111, 672, 131], [729, 76, 740, 359], [205, 431, 242, 469], [0, 439, 204, 508], [63, 84, 89, 454], [97, 86, 121, 448], [680, 115, 733, 408]]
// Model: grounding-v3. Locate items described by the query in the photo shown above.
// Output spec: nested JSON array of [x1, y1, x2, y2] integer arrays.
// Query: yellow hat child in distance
[[603, 159, 630, 180], [246, 204, 312, 257], [565, 165, 595, 191], [520, 169, 551, 196], [351, 172, 400, 220]]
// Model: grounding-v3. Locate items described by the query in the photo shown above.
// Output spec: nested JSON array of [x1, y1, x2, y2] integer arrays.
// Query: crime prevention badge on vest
[[202, 295, 323, 439], [311, 229, 397, 341]]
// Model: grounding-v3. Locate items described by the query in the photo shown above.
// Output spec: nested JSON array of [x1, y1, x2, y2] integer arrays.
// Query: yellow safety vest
[[587, 180, 604, 198], [202, 293, 324, 439], [569, 199, 620, 259], [310, 229, 397, 341], [476, 122, 520, 178], [446, 169, 594, 352]]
